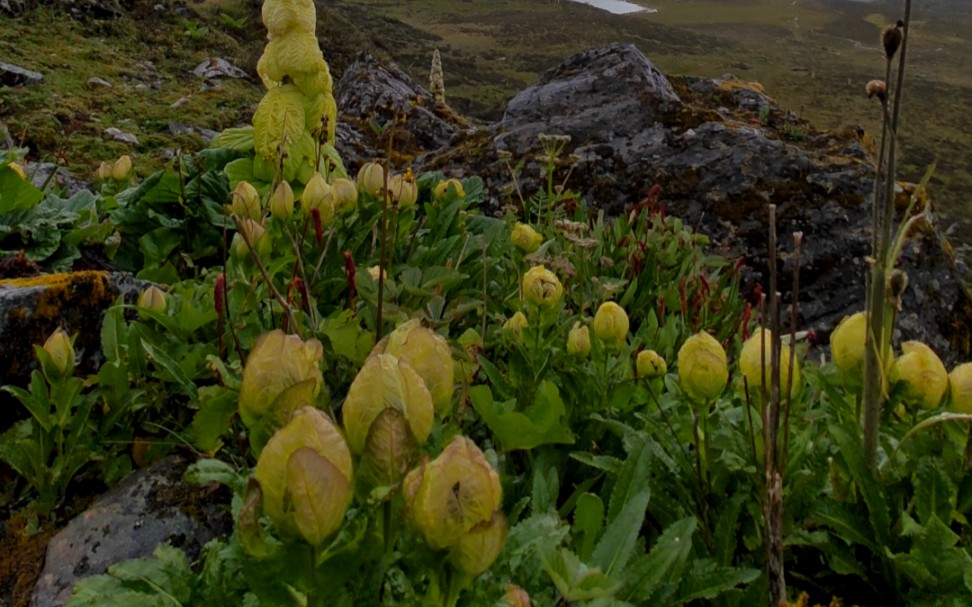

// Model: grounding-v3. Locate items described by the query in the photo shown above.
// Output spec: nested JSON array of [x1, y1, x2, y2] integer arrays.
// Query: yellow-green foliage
[[254, 0, 336, 178]]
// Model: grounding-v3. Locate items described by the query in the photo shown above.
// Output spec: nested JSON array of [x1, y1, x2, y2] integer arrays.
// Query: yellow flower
[[738, 328, 802, 398], [889, 341, 948, 409], [389, 172, 419, 208], [449, 511, 507, 576], [231, 181, 262, 220], [342, 353, 434, 454], [830, 312, 867, 390], [522, 266, 563, 309], [40, 328, 75, 379], [269, 180, 295, 220], [637, 349, 667, 379], [356, 161, 385, 196], [238, 330, 325, 429], [511, 223, 543, 254], [137, 286, 167, 316], [374, 319, 455, 416], [254, 407, 353, 546], [677, 331, 728, 404], [301, 172, 335, 223], [403, 436, 502, 550], [567, 322, 591, 357], [231, 218, 268, 259], [593, 301, 629, 346], [111, 155, 132, 180], [948, 363, 972, 414], [331, 177, 358, 214], [434, 178, 465, 202], [504, 311, 529, 340]]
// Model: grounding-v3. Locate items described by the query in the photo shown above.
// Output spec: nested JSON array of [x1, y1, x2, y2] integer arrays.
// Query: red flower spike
[[310, 208, 323, 247]]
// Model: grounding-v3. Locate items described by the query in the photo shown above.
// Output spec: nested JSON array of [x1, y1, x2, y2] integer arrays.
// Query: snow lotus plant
[[254, 407, 353, 547], [372, 319, 455, 416], [238, 329, 325, 451], [403, 436, 507, 577]]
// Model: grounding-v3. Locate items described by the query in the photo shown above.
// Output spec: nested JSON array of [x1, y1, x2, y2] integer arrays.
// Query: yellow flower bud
[[232, 218, 268, 259], [374, 319, 455, 416], [254, 407, 353, 546], [331, 177, 358, 214], [96, 161, 113, 181], [637, 349, 667, 378], [300, 172, 335, 224], [504, 585, 532, 607], [367, 265, 385, 282], [511, 223, 543, 254], [8, 162, 26, 179], [449, 511, 507, 576], [231, 181, 262, 220], [238, 330, 325, 429], [889, 341, 948, 409], [111, 155, 132, 180], [948, 363, 972, 414], [738, 328, 801, 398], [269, 180, 295, 220], [830, 312, 867, 390], [356, 161, 385, 196], [389, 173, 418, 208], [567, 322, 591, 357], [403, 436, 503, 550], [434, 178, 465, 202], [41, 327, 75, 379], [592, 301, 629, 346], [504, 311, 528, 339], [137, 285, 167, 316], [522, 266, 563, 309], [342, 353, 434, 454], [677, 331, 728, 404]]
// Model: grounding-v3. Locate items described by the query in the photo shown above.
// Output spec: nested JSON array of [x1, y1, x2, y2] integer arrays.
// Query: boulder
[[29, 455, 231, 607], [0, 62, 44, 87]]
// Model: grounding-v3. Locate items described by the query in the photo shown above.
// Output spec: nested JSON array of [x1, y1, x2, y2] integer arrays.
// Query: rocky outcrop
[[0, 62, 44, 87], [30, 456, 231, 607], [333, 43, 969, 364]]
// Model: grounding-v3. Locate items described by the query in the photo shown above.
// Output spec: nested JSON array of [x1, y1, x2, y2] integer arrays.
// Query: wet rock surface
[[29, 456, 231, 607]]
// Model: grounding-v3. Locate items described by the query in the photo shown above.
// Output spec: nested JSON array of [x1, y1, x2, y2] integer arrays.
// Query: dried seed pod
[[882, 20, 904, 59], [865, 79, 888, 104]]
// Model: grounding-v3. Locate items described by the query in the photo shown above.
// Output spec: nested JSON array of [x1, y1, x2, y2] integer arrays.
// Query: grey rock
[[28, 163, 90, 197], [30, 456, 231, 607], [334, 52, 474, 167], [192, 57, 248, 80], [0, 0, 26, 15], [103, 127, 139, 145], [166, 122, 219, 143], [0, 62, 44, 87], [86, 76, 112, 89], [169, 97, 191, 109]]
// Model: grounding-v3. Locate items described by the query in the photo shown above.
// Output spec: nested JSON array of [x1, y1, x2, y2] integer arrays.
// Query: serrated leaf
[[607, 435, 651, 524], [913, 459, 954, 526], [184, 458, 244, 494], [211, 126, 255, 152], [591, 488, 650, 577], [574, 492, 604, 562], [672, 559, 760, 603], [141, 338, 199, 399], [623, 517, 696, 603], [830, 423, 890, 546]]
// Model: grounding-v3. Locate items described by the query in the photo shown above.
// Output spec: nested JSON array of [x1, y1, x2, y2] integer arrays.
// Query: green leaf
[[672, 559, 761, 603], [811, 501, 878, 552], [913, 459, 954, 526], [184, 459, 244, 495], [469, 381, 574, 451], [607, 434, 651, 524], [830, 422, 890, 546], [101, 300, 127, 363], [574, 492, 605, 562], [542, 547, 623, 602], [0, 165, 44, 214], [623, 517, 696, 603], [316, 509, 369, 566], [140, 338, 199, 399], [211, 126, 255, 152], [189, 386, 239, 455], [591, 488, 650, 577]]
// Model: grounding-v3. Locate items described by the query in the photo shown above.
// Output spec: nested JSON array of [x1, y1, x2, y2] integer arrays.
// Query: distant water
[[567, 0, 657, 15]]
